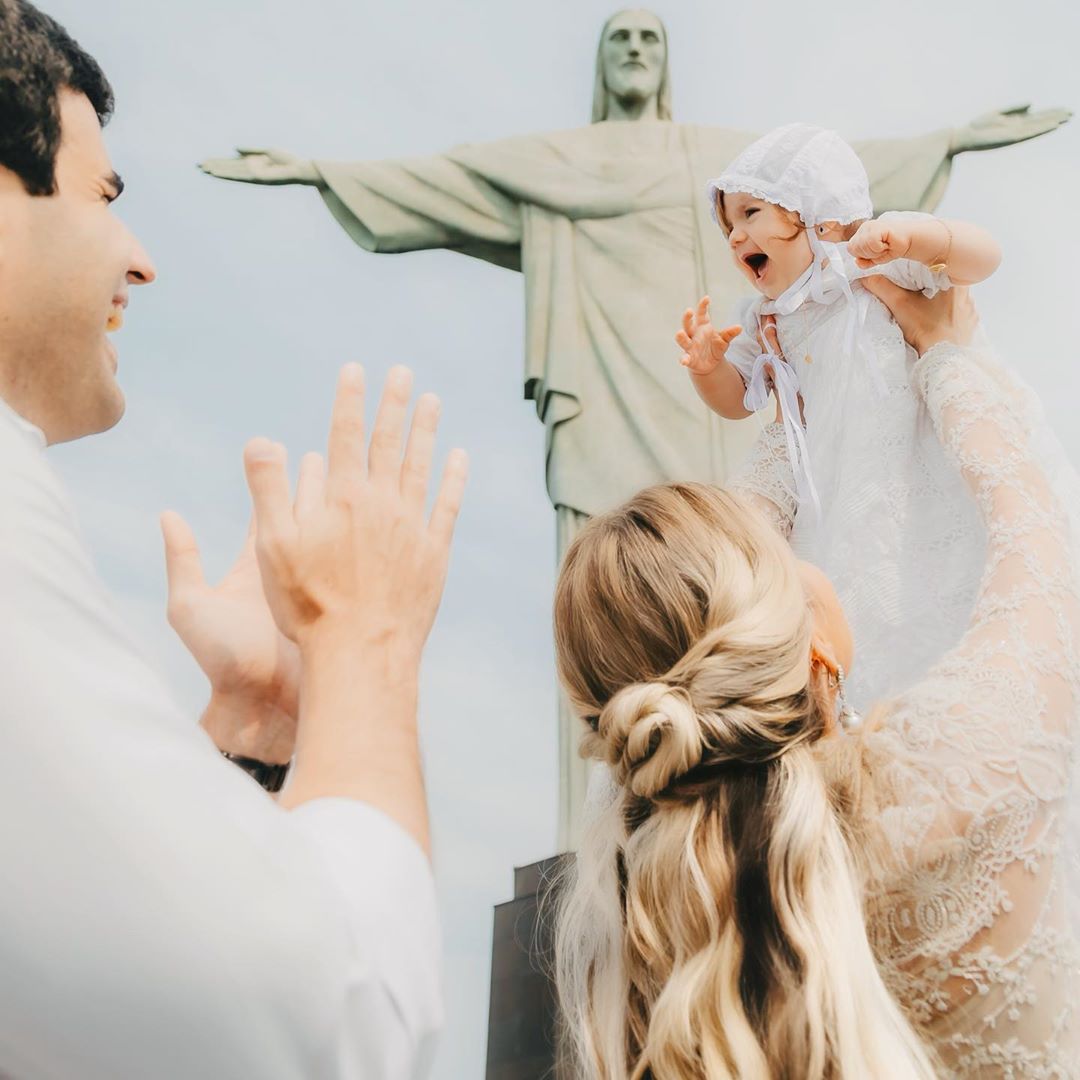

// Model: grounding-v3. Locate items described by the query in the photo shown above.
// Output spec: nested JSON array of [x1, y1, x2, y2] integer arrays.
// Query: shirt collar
[[0, 394, 47, 451]]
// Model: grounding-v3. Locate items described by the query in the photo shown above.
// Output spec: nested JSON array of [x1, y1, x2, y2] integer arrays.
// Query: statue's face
[[600, 10, 666, 105]]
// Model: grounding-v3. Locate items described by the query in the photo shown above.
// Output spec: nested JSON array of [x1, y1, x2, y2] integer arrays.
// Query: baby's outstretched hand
[[675, 296, 742, 376], [849, 218, 914, 269]]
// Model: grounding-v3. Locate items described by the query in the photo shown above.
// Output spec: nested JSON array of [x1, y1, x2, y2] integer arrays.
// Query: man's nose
[[128, 236, 157, 286]]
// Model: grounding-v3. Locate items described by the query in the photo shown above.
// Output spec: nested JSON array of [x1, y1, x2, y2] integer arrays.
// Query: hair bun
[[596, 682, 702, 798]]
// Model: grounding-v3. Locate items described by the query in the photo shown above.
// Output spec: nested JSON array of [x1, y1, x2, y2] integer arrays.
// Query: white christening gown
[[728, 216, 986, 709]]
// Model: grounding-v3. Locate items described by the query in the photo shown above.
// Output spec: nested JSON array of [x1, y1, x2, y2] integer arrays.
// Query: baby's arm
[[850, 214, 1002, 286], [675, 296, 753, 420]]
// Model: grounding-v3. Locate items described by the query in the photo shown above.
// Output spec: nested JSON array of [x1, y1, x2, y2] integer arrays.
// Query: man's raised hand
[[243, 365, 468, 665]]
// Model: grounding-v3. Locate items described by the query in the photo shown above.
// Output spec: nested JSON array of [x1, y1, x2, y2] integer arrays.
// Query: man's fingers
[[160, 511, 206, 599], [326, 364, 367, 501], [429, 449, 469, 548], [367, 366, 414, 486], [401, 393, 441, 512], [295, 452, 326, 522], [243, 438, 297, 545]]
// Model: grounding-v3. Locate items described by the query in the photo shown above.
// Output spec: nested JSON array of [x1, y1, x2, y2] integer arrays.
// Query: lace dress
[[824, 343, 1080, 1076]]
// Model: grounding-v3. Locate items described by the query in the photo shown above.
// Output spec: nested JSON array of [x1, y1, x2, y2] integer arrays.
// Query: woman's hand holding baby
[[676, 296, 743, 375], [862, 277, 978, 355]]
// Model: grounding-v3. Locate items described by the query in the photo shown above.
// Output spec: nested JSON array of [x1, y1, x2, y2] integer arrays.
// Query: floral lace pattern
[[730, 421, 797, 539], [845, 344, 1080, 1076]]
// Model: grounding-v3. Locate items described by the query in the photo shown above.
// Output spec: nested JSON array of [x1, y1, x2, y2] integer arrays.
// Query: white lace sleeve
[[881, 341, 1078, 805], [729, 422, 796, 539], [860, 342, 1080, 1072]]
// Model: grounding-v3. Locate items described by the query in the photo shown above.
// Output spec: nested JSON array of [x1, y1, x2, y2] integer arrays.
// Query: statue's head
[[592, 9, 671, 123]]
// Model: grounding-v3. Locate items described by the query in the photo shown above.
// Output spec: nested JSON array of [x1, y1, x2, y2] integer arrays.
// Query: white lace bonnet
[[706, 122, 873, 229]]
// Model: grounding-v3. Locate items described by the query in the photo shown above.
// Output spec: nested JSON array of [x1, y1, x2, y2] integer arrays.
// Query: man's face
[[600, 10, 666, 105], [0, 90, 156, 444]]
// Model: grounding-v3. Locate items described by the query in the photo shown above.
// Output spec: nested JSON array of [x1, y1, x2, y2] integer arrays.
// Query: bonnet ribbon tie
[[743, 347, 821, 519], [762, 237, 886, 399]]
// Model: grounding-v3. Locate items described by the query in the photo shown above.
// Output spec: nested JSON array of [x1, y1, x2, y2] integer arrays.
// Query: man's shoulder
[[0, 419, 96, 596]]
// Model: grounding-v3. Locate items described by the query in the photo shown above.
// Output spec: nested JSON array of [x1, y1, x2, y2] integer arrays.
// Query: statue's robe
[[316, 121, 952, 522], [314, 121, 953, 847]]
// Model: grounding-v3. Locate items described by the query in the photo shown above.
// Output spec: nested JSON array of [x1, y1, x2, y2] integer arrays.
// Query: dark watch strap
[[222, 751, 290, 793]]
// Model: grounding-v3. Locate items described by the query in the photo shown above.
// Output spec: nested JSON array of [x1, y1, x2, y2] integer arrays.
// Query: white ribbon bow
[[762, 235, 885, 397], [742, 344, 821, 518], [743, 233, 891, 517]]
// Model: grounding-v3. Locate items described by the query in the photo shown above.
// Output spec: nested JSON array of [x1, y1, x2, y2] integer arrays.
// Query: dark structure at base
[[486, 856, 571, 1080]]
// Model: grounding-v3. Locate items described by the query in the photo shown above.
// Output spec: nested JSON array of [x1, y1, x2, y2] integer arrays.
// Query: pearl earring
[[836, 665, 862, 732]]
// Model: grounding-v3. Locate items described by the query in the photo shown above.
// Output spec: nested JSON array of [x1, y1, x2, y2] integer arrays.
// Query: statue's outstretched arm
[[198, 148, 323, 187], [949, 104, 1072, 156]]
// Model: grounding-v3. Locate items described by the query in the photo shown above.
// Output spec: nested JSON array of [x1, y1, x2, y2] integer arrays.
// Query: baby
[[676, 123, 1000, 706]]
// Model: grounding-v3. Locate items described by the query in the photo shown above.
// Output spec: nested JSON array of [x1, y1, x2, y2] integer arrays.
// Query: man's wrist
[[221, 751, 291, 793], [201, 689, 296, 765], [298, 619, 424, 676]]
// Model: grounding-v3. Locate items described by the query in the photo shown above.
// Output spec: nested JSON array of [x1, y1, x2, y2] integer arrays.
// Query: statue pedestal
[[485, 855, 571, 1080]]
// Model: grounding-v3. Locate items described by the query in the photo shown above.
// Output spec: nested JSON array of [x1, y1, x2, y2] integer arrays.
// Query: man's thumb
[[160, 511, 206, 599]]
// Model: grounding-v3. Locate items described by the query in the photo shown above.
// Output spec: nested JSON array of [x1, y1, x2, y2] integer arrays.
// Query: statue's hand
[[197, 147, 322, 186], [951, 104, 1072, 155]]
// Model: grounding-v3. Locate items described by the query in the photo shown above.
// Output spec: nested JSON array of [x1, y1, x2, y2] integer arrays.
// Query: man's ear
[[0, 166, 32, 288]]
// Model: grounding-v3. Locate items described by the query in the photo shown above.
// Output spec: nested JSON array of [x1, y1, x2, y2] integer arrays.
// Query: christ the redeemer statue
[[200, 9, 1069, 849]]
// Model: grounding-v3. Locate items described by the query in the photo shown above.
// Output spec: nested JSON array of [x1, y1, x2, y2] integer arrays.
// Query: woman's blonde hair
[[552, 483, 935, 1079]]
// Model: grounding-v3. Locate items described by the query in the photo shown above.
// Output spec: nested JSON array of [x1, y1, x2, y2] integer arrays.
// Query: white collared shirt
[[0, 397, 442, 1079]]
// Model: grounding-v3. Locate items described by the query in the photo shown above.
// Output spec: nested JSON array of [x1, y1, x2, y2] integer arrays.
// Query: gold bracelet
[[928, 219, 953, 274]]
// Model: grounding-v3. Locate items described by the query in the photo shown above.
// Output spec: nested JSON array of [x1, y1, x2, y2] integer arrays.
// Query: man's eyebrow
[[105, 171, 125, 200]]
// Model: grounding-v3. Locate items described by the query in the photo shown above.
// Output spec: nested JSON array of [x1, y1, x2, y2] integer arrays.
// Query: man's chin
[[53, 380, 125, 444]]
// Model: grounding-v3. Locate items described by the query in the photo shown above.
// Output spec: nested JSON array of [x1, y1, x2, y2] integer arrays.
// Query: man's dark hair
[[0, 0, 113, 195]]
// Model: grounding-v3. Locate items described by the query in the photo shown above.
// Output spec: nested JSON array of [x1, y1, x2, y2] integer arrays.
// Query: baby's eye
[[745, 207, 758, 218]]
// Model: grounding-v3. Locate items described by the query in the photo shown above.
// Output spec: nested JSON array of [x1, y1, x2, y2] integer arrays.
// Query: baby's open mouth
[[743, 252, 769, 280]]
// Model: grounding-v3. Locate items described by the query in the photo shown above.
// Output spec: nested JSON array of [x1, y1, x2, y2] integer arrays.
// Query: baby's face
[[721, 193, 814, 300]]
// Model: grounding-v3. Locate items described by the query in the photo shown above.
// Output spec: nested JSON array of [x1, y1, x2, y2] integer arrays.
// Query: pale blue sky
[[39, 1, 1080, 1075]]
